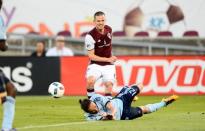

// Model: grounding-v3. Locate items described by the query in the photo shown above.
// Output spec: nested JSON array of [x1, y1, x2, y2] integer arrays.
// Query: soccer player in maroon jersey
[[85, 11, 117, 98], [0, 0, 17, 130]]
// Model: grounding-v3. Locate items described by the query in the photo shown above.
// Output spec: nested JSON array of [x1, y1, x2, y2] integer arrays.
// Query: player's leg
[[2, 82, 16, 131], [140, 95, 179, 114], [125, 95, 179, 120], [123, 107, 143, 120], [130, 83, 143, 92], [86, 76, 96, 98], [118, 83, 143, 120], [121, 83, 143, 101], [102, 65, 116, 97], [0, 70, 16, 130], [130, 83, 142, 101], [103, 81, 113, 97], [86, 64, 101, 98]]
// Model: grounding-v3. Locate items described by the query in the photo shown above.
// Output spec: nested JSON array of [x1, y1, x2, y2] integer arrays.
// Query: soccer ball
[[48, 82, 65, 98], [123, 0, 186, 37]]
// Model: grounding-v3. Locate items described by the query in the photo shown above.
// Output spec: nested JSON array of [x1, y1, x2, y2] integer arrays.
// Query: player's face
[[94, 15, 106, 31], [88, 102, 99, 114]]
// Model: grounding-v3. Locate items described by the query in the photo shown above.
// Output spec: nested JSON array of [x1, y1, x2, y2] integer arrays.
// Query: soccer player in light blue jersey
[[0, 0, 17, 130], [79, 83, 178, 120]]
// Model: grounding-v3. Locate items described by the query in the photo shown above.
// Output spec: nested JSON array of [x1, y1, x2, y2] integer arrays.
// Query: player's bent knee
[[8, 89, 16, 98], [87, 80, 95, 87], [131, 83, 143, 93], [136, 83, 143, 91], [6, 82, 17, 98], [130, 85, 140, 95], [0, 96, 7, 104], [104, 81, 113, 88], [86, 77, 96, 88], [0, 92, 7, 104]]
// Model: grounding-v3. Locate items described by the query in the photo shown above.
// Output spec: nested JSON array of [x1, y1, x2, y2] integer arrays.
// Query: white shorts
[[86, 64, 116, 83]]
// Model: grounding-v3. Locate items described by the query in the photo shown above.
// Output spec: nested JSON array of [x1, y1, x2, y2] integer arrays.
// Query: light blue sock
[[145, 102, 166, 113], [2, 96, 15, 130]]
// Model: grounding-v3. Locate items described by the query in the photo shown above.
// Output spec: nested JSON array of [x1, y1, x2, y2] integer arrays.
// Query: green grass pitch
[[0, 95, 205, 131]]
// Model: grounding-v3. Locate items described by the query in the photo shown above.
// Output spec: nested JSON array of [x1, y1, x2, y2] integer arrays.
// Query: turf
[[0, 95, 205, 131]]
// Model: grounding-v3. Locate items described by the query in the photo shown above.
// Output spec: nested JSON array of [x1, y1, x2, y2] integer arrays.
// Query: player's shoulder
[[90, 94, 103, 98], [104, 25, 112, 30], [85, 28, 96, 39], [85, 33, 92, 39], [104, 25, 112, 34], [87, 27, 96, 35], [85, 33, 95, 43]]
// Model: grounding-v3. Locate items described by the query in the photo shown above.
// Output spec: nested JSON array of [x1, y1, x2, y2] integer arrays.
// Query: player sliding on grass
[[79, 83, 178, 120]]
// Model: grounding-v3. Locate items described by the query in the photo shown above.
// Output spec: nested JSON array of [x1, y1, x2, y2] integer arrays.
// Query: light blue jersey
[[0, 15, 6, 40], [85, 94, 123, 120], [110, 98, 123, 120]]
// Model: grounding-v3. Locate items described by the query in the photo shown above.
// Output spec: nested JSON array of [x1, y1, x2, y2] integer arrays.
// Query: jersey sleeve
[[85, 34, 95, 51], [0, 16, 7, 40], [91, 94, 110, 107]]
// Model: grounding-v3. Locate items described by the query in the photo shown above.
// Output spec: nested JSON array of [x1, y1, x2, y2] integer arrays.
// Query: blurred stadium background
[[0, 0, 205, 130]]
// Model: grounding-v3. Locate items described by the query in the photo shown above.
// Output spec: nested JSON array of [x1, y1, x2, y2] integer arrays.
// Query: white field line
[[17, 121, 94, 130]]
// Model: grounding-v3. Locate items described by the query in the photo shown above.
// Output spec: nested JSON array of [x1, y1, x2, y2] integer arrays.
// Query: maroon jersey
[[87, 25, 112, 66]]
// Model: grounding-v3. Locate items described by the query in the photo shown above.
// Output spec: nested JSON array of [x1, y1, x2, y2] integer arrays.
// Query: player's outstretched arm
[[105, 102, 116, 120]]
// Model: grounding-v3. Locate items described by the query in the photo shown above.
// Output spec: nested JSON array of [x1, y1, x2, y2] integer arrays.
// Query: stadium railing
[[2, 33, 205, 56]]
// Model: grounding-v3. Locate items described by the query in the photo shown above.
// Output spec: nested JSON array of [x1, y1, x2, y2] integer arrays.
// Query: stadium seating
[[134, 31, 149, 37], [183, 30, 199, 37], [112, 31, 126, 37], [157, 31, 173, 37], [57, 30, 72, 37], [27, 31, 40, 35]]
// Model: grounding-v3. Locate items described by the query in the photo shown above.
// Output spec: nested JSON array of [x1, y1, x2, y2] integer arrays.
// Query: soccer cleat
[[162, 95, 179, 106]]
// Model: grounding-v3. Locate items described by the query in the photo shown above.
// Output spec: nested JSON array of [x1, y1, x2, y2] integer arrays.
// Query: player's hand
[[105, 114, 114, 120], [102, 114, 115, 120], [108, 56, 117, 63], [100, 112, 108, 117]]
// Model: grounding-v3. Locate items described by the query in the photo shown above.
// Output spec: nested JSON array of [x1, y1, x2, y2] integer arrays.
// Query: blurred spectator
[[31, 41, 46, 57], [46, 36, 74, 56], [28, 31, 40, 35]]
